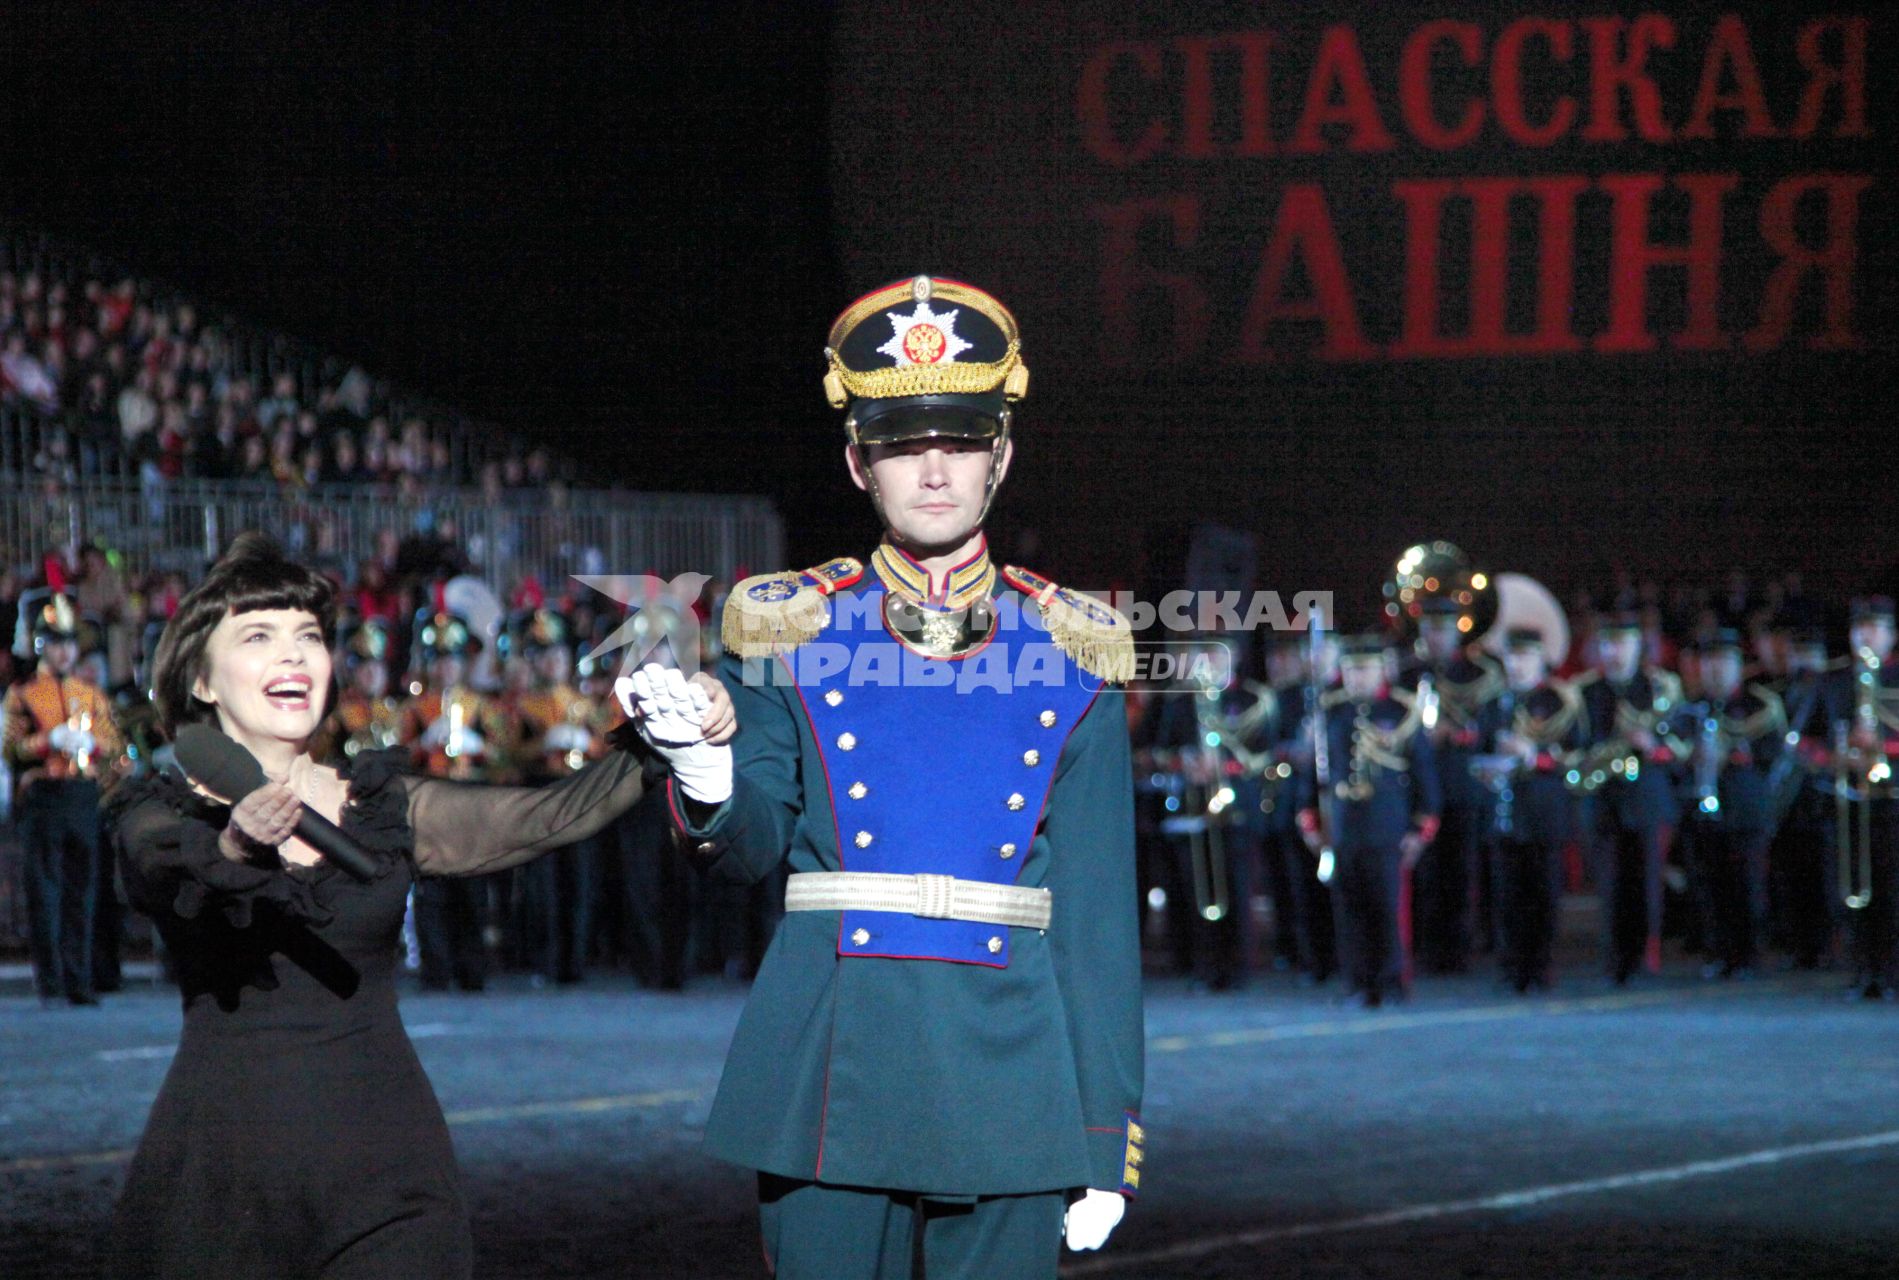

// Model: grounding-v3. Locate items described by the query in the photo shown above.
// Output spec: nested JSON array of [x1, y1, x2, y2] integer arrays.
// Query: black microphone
[[173, 724, 381, 883]]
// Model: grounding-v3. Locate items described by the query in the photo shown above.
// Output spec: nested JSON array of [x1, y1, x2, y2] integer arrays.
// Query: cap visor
[[853, 395, 1003, 445]]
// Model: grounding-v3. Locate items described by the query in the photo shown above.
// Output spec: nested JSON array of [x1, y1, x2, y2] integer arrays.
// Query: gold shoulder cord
[[1514, 679, 1584, 746]]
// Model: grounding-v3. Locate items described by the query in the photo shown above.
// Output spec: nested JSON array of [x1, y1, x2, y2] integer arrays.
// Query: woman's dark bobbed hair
[[150, 533, 339, 736]]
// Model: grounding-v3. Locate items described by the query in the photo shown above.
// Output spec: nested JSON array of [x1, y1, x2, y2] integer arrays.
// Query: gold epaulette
[[1001, 566, 1135, 684], [721, 557, 864, 659]]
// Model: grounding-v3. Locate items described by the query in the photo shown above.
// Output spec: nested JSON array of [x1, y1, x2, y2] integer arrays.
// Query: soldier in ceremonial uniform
[[506, 608, 611, 985], [1480, 627, 1585, 994], [1295, 634, 1439, 1008], [1679, 630, 1786, 978], [1400, 597, 1504, 974], [656, 276, 1142, 1277], [399, 611, 516, 991], [2, 593, 123, 1005], [1573, 613, 1687, 985]]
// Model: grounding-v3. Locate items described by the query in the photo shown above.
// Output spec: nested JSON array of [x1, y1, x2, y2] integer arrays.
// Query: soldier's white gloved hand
[[70, 730, 96, 757], [617, 664, 732, 805], [1064, 1189, 1126, 1251], [446, 729, 486, 760], [419, 717, 452, 749], [541, 723, 592, 753], [48, 724, 79, 754]]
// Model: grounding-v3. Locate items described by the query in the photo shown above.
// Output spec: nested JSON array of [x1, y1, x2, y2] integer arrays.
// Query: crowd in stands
[[0, 245, 576, 491]]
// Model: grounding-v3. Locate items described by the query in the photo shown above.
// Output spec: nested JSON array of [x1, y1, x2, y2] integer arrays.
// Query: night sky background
[[8, 2, 1895, 625]]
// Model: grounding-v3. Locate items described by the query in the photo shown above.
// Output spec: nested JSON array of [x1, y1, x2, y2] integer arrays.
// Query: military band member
[[1768, 623, 1841, 970], [1278, 631, 1339, 983], [1679, 630, 1786, 979], [400, 611, 514, 991], [1481, 627, 1585, 994], [1296, 634, 1440, 1008], [1140, 639, 1273, 990], [311, 617, 399, 763], [2, 593, 124, 1005], [1831, 597, 1899, 998], [1400, 598, 1504, 974], [1574, 613, 1687, 985], [661, 276, 1142, 1277], [506, 608, 610, 985], [1257, 636, 1306, 975]]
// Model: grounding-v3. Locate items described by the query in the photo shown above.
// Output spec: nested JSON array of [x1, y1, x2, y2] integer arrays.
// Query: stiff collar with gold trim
[[870, 538, 997, 611]]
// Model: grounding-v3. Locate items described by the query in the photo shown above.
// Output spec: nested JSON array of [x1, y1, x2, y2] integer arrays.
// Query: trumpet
[[1835, 645, 1891, 911]]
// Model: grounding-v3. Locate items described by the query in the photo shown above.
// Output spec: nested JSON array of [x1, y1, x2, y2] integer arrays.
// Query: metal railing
[[0, 474, 782, 588]]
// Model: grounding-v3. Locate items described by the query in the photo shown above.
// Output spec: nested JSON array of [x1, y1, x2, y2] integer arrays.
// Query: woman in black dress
[[104, 535, 734, 1278]]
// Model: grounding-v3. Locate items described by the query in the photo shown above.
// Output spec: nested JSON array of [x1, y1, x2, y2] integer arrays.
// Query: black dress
[[104, 744, 656, 1280]]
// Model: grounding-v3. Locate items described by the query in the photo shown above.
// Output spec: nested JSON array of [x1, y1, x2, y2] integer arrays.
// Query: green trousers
[[758, 1175, 1066, 1280]]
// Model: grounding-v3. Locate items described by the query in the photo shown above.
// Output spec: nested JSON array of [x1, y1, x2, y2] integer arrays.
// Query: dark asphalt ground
[[5, 952, 1898, 1279]]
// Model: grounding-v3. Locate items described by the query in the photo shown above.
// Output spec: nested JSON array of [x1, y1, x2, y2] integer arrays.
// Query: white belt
[[785, 871, 1052, 930]]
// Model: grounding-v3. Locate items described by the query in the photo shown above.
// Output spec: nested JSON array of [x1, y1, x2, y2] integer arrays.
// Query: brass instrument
[[1307, 612, 1337, 886], [1835, 645, 1892, 911], [442, 688, 481, 780], [562, 697, 593, 773], [1384, 541, 1496, 641], [1691, 704, 1724, 818], [342, 697, 401, 759], [1470, 689, 1519, 838], [1158, 660, 1249, 924], [1568, 687, 1680, 797]]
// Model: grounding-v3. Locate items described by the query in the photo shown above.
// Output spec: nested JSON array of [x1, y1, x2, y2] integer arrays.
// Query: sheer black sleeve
[[385, 730, 665, 878]]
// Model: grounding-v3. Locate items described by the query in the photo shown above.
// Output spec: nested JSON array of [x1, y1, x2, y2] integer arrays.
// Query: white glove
[[48, 724, 78, 754], [1064, 1189, 1126, 1252], [617, 664, 732, 805], [541, 723, 592, 753], [419, 717, 451, 749]]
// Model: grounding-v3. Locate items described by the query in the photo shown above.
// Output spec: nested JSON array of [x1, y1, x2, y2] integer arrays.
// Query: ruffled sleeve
[[106, 771, 331, 929]]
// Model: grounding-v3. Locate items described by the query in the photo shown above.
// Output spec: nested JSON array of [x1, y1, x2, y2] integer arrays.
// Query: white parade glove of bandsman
[[419, 717, 451, 749], [48, 724, 80, 755], [1064, 1189, 1126, 1252], [541, 723, 592, 753], [617, 664, 732, 805]]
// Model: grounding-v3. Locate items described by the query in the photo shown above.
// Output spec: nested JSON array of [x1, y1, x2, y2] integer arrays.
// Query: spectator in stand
[[298, 441, 324, 489], [268, 424, 298, 487], [352, 559, 404, 625], [116, 367, 158, 443], [156, 402, 189, 480], [328, 429, 365, 484], [236, 434, 269, 481], [257, 371, 300, 428]]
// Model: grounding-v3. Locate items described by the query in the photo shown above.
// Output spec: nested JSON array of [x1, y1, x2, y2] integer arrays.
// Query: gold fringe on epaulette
[[1037, 588, 1136, 685], [721, 575, 831, 659]]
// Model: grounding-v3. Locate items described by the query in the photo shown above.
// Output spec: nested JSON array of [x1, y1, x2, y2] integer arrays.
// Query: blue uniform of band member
[[670, 276, 1143, 1278]]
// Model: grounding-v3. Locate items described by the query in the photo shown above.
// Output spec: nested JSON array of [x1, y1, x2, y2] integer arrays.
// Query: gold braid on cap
[[823, 277, 1030, 408], [826, 342, 1023, 407]]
